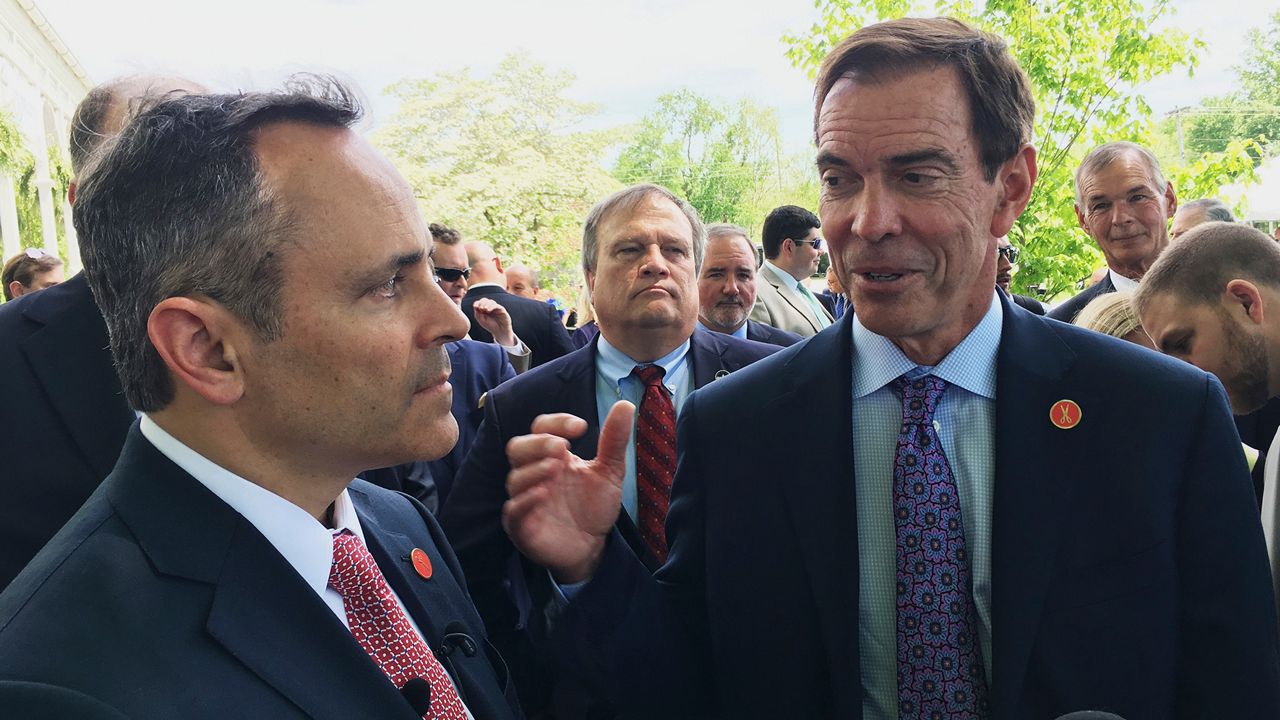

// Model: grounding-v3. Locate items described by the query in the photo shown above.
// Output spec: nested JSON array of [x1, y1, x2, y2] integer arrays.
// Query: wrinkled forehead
[[432, 242, 468, 268]]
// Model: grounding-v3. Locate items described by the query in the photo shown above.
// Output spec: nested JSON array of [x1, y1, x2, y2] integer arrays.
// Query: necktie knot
[[893, 374, 947, 424], [633, 364, 666, 388]]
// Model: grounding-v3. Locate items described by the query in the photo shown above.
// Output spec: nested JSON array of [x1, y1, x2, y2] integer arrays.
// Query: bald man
[[0, 75, 206, 589], [463, 241, 573, 367]]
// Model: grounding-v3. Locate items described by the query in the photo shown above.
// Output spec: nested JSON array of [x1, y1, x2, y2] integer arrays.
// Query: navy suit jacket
[[440, 328, 779, 717], [744, 319, 803, 347], [462, 285, 574, 369], [0, 273, 134, 590], [0, 427, 522, 720], [555, 294, 1280, 719], [1047, 273, 1116, 323]]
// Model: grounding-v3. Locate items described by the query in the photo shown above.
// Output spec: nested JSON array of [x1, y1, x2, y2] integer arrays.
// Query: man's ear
[[584, 268, 596, 296], [991, 144, 1038, 239], [147, 297, 246, 406], [1226, 279, 1265, 326]]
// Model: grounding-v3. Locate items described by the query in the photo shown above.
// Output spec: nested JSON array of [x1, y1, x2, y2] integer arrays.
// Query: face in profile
[[239, 123, 470, 474]]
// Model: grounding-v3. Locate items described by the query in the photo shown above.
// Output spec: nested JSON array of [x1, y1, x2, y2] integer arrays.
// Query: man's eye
[[1091, 202, 1110, 212], [903, 172, 936, 185], [375, 275, 405, 299]]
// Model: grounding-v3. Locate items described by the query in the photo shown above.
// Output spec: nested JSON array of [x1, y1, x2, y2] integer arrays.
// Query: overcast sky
[[30, 0, 1277, 156]]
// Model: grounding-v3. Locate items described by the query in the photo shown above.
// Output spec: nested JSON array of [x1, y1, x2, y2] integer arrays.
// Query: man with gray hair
[[698, 223, 802, 346], [0, 75, 204, 590], [1171, 197, 1235, 240], [1048, 140, 1178, 323], [0, 79, 521, 719], [440, 183, 778, 719]]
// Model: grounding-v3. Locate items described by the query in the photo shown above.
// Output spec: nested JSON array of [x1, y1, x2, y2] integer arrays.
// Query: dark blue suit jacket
[[440, 328, 779, 718], [0, 427, 522, 720], [0, 273, 134, 590], [744, 319, 803, 347], [1047, 273, 1116, 323], [555, 294, 1280, 719], [462, 285, 574, 368]]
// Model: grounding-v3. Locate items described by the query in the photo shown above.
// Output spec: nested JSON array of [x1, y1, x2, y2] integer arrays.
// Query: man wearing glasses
[[996, 237, 1045, 315], [750, 204, 834, 337]]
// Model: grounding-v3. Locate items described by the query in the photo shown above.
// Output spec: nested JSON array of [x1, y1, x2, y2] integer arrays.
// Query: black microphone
[[400, 677, 432, 716], [441, 621, 479, 658], [1053, 712, 1127, 720]]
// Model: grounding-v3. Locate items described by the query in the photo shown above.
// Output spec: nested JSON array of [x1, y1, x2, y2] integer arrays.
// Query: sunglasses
[[997, 246, 1021, 264], [792, 237, 824, 251], [435, 266, 471, 282]]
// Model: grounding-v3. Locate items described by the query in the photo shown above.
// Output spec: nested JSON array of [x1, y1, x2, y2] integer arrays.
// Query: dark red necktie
[[632, 365, 676, 564], [328, 531, 468, 720]]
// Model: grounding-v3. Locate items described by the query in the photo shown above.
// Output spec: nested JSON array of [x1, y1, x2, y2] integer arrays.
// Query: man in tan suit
[[750, 204, 834, 336]]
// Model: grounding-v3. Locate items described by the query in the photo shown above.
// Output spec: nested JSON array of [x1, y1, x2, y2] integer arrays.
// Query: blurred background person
[[1170, 198, 1234, 240], [996, 237, 1045, 315], [2, 249, 64, 301]]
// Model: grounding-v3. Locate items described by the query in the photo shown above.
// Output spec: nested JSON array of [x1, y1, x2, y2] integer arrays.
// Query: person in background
[[750, 204, 833, 336], [506, 263, 539, 299], [698, 223, 802, 347], [2, 249, 64, 301], [996, 237, 1045, 315], [463, 240, 574, 367], [1170, 198, 1234, 241]]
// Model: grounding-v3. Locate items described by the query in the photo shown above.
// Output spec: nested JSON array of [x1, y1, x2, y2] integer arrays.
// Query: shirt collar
[[138, 415, 364, 600], [852, 290, 1003, 399], [697, 319, 747, 339], [763, 260, 801, 291], [596, 333, 691, 394], [468, 281, 506, 291], [1108, 269, 1139, 293]]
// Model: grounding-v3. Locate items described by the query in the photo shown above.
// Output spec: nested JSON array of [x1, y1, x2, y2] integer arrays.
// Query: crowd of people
[[0, 15, 1279, 720]]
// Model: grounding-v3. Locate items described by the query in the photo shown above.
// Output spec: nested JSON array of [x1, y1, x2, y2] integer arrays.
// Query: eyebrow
[[815, 151, 850, 169], [885, 148, 959, 173]]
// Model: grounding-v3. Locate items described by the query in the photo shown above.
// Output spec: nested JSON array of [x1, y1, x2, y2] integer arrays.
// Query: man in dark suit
[[501, 18, 1280, 720], [1048, 141, 1177, 323], [996, 236, 1045, 315], [696, 222, 803, 347], [461, 240, 573, 368], [440, 184, 778, 718], [0, 81, 520, 719], [0, 75, 204, 591]]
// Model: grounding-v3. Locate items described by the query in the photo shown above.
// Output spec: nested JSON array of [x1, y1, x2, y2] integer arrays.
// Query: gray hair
[[581, 183, 704, 273], [1180, 198, 1235, 223], [1074, 141, 1168, 208], [73, 75, 363, 412]]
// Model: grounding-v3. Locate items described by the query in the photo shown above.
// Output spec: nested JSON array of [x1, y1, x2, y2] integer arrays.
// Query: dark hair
[[1134, 222, 1280, 314], [1, 250, 63, 301], [814, 17, 1035, 182], [73, 75, 363, 412], [1180, 198, 1235, 224], [428, 223, 462, 246], [761, 205, 820, 260]]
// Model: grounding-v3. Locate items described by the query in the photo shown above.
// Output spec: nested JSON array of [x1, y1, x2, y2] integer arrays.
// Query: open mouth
[[863, 272, 904, 282]]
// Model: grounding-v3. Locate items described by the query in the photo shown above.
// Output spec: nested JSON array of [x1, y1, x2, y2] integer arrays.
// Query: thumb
[[593, 400, 635, 479]]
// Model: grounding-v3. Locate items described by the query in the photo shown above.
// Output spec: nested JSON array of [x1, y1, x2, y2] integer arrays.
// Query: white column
[[62, 197, 78, 273], [0, 172, 19, 260]]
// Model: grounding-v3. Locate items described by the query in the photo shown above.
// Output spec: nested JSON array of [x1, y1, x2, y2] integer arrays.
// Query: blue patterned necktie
[[892, 375, 989, 719]]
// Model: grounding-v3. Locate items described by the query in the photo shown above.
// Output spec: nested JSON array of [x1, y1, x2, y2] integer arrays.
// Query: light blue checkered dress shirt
[[853, 292, 1002, 719]]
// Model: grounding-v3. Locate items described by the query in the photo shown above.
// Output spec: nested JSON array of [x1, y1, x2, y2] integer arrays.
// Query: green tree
[[613, 90, 786, 227], [0, 112, 71, 257], [783, 0, 1257, 298], [374, 53, 621, 297]]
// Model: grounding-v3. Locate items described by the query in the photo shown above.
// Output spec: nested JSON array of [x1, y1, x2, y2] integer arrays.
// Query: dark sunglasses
[[792, 237, 824, 251], [436, 266, 471, 282], [997, 246, 1021, 264]]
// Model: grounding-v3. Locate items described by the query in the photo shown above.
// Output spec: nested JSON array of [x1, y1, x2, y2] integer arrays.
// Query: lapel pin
[[714, 369, 730, 380], [410, 548, 433, 581], [1049, 399, 1082, 430]]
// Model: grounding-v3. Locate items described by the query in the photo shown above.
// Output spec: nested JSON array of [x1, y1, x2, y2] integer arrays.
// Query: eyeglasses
[[792, 237, 824, 251], [997, 246, 1021, 264], [435, 266, 471, 282]]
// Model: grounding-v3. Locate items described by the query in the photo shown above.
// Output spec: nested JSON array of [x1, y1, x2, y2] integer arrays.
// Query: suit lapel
[[774, 317, 863, 711], [20, 275, 134, 479], [556, 344, 602, 459], [765, 264, 821, 335], [107, 429, 416, 719], [989, 296, 1094, 715]]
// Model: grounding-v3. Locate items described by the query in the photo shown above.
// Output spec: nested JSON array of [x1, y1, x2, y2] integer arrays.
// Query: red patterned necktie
[[328, 531, 468, 720], [632, 364, 676, 564]]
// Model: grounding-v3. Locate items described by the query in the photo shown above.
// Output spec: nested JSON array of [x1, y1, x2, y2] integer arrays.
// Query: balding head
[[465, 241, 504, 285], [70, 75, 207, 177], [506, 263, 539, 298]]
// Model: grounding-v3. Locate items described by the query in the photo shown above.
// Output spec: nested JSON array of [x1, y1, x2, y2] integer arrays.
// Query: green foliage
[[613, 90, 787, 227], [0, 112, 71, 257], [782, 0, 1258, 298], [374, 52, 622, 297]]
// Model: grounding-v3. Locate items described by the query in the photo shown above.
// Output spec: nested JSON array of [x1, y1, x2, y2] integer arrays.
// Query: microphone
[[400, 677, 432, 715], [440, 621, 478, 658], [1053, 712, 1127, 720]]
